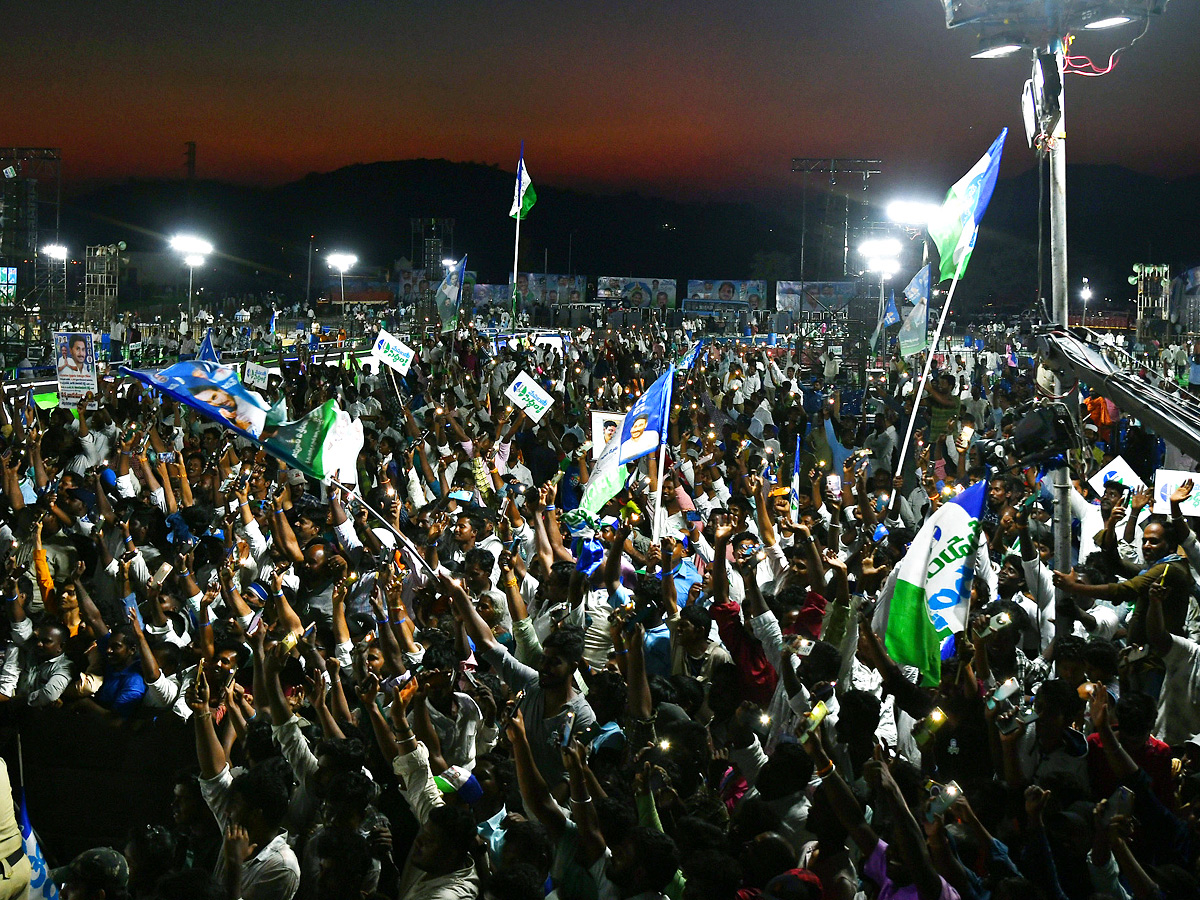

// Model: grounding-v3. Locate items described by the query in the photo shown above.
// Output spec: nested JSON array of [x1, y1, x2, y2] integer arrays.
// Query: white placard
[[244, 361, 271, 389], [1087, 455, 1145, 497], [590, 410, 626, 459], [504, 370, 553, 422], [53, 331, 99, 409], [371, 329, 416, 375], [1153, 468, 1200, 515]]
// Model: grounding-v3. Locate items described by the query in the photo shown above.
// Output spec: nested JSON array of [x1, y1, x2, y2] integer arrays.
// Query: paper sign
[[53, 331, 99, 409], [1153, 468, 1200, 515], [244, 361, 271, 389], [590, 410, 626, 459], [1087, 455, 1145, 497], [504, 370, 553, 422], [372, 329, 416, 375]]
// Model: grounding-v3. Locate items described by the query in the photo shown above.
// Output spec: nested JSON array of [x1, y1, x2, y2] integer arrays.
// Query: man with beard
[[441, 572, 595, 792]]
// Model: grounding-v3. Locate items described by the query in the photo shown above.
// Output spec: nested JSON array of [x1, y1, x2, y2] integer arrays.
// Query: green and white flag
[[872, 480, 986, 686], [897, 294, 930, 358], [265, 398, 364, 484], [509, 154, 537, 220], [568, 429, 628, 524], [927, 129, 1007, 283]]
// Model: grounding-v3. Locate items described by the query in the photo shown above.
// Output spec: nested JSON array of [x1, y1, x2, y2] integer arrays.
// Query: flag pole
[[889, 251, 969, 508], [651, 442, 669, 543], [511, 143, 524, 321]]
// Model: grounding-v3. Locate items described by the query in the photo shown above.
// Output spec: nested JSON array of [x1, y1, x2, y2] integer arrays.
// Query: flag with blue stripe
[[19, 790, 59, 900], [883, 290, 900, 326], [789, 434, 802, 520], [927, 129, 1008, 283], [903, 265, 931, 306], [198, 329, 220, 363], [618, 365, 674, 465], [680, 339, 705, 370]]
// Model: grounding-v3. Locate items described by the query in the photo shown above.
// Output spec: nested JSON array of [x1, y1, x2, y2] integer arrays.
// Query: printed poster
[[504, 370, 554, 422], [590, 410, 626, 459], [53, 332, 99, 408]]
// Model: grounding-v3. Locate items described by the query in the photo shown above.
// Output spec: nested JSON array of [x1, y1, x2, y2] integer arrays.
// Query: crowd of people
[[0, 320, 1197, 900]]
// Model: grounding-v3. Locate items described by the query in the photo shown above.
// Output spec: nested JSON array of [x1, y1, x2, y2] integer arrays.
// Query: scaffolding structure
[[84, 245, 120, 328]]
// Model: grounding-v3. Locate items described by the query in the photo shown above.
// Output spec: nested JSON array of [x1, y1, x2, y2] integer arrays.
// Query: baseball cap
[[433, 766, 483, 805], [52, 847, 129, 893]]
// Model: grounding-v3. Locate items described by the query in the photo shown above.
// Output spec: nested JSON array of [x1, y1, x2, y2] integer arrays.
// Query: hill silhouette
[[60, 158, 1200, 315]]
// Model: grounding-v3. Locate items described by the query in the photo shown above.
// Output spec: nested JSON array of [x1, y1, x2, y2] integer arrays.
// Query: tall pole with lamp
[[169, 235, 213, 339]]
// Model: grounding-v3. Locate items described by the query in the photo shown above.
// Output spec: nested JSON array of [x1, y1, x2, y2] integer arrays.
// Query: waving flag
[[509, 154, 537, 220], [883, 290, 900, 326], [903, 264, 931, 306], [898, 294, 930, 358], [198, 329, 220, 363], [568, 427, 631, 524], [121, 360, 362, 482], [618, 366, 674, 465], [927, 129, 1008, 283], [435, 256, 468, 334], [19, 790, 59, 900], [269, 309, 278, 335], [872, 481, 986, 685], [679, 339, 705, 370]]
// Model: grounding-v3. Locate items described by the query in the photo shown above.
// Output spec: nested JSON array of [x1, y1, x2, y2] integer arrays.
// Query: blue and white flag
[[24, 386, 36, 425], [198, 329, 220, 363], [927, 129, 1008, 283], [269, 310, 278, 335], [19, 790, 59, 900], [903, 265, 931, 306], [883, 290, 900, 326], [618, 365, 674, 465], [680, 339, 705, 370]]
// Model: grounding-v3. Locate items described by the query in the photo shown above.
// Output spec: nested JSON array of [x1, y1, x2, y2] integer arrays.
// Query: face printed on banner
[[718, 282, 736, 302], [628, 416, 649, 441]]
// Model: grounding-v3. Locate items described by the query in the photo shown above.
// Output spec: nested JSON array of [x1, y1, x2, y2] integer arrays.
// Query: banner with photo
[[686, 280, 767, 311], [508, 273, 587, 308], [596, 277, 678, 309], [397, 269, 430, 306], [590, 410, 626, 459], [473, 284, 513, 308], [776, 281, 859, 317], [53, 332, 99, 408]]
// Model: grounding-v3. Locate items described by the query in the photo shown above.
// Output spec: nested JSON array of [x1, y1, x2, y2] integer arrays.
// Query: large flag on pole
[[898, 294, 930, 358], [509, 154, 537, 220], [618, 366, 674, 465], [872, 481, 986, 685], [927, 129, 1008, 283], [435, 256, 468, 334], [18, 790, 59, 900]]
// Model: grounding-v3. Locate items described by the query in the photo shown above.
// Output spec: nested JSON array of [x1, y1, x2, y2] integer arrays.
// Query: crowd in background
[[0, 320, 1196, 900]]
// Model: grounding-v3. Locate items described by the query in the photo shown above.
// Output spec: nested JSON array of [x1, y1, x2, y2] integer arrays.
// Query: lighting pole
[[1081, 276, 1092, 326], [170, 235, 214, 336], [326, 253, 356, 330], [860, 238, 901, 356]]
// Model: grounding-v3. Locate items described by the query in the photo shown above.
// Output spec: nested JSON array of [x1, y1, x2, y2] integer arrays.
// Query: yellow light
[[759, 713, 771, 726], [658, 739, 671, 751], [931, 708, 946, 724]]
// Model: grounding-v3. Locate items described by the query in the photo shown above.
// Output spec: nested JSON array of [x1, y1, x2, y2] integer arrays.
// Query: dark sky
[[13, 1, 1200, 202]]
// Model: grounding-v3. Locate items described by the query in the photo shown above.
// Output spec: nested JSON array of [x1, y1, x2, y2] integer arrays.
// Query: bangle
[[571, 795, 593, 804], [179, 570, 191, 577], [123, 537, 132, 544], [545, 505, 556, 511], [816, 760, 834, 778], [376, 616, 389, 625], [504, 578, 519, 588], [194, 709, 212, 720]]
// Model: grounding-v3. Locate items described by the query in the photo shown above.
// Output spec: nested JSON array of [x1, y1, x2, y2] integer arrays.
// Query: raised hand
[[1171, 478, 1194, 506]]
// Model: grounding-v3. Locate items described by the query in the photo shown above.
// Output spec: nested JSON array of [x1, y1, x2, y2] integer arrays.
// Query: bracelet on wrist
[[545, 505, 556, 512], [816, 760, 834, 778]]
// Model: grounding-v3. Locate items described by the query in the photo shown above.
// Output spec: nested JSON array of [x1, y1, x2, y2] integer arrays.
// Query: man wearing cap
[[52, 848, 127, 900]]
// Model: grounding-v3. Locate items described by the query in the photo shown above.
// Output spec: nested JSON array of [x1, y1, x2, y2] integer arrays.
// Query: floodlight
[[327, 253, 356, 273], [887, 201, 940, 227], [866, 258, 901, 276], [42, 244, 68, 260], [859, 239, 901, 259], [184, 255, 205, 268], [1084, 14, 1133, 29], [972, 36, 1024, 59], [170, 235, 213, 255]]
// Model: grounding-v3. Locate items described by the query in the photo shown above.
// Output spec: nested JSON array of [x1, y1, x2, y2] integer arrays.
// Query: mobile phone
[[913, 708, 947, 747], [685, 510, 702, 523], [986, 677, 1021, 710], [825, 473, 842, 498], [150, 562, 174, 588], [959, 425, 975, 444], [247, 610, 264, 635], [498, 689, 526, 731], [507, 537, 521, 553], [978, 611, 1013, 639], [796, 700, 828, 743], [872, 523, 889, 543], [784, 636, 814, 658], [559, 709, 576, 748], [122, 593, 144, 630], [381, 670, 413, 697], [549, 470, 564, 486], [1106, 785, 1135, 823], [925, 780, 962, 821]]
